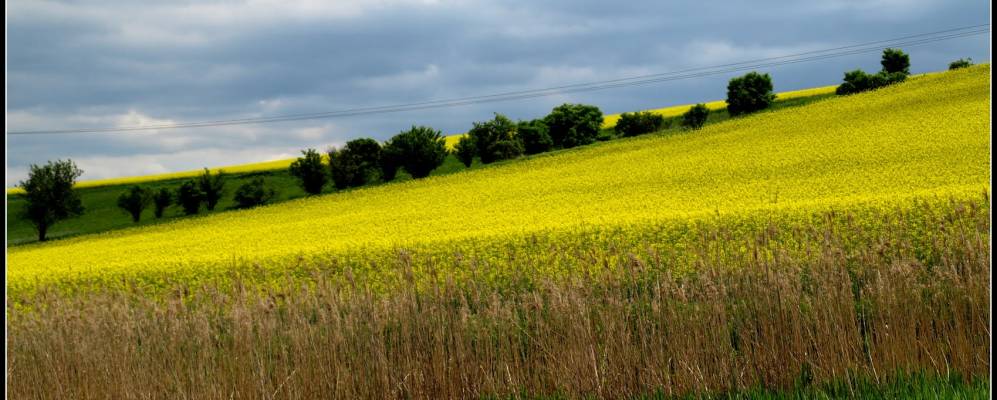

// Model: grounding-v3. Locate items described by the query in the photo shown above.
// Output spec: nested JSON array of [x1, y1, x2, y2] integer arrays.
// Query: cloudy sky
[[6, 0, 989, 185]]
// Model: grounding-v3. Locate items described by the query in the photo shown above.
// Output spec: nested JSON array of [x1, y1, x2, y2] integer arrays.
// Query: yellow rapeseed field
[[6, 65, 989, 293]]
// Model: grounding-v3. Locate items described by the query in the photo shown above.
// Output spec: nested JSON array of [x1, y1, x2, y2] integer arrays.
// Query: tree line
[[16, 49, 969, 242]]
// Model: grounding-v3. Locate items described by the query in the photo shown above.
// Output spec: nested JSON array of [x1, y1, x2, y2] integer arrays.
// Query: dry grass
[[6, 201, 990, 399]]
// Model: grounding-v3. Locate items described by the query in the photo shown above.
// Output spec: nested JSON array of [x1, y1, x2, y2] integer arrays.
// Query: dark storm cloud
[[6, 0, 990, 183]]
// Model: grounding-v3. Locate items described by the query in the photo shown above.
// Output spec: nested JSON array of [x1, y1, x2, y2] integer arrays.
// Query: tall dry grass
[[6, 202, 990, 399]]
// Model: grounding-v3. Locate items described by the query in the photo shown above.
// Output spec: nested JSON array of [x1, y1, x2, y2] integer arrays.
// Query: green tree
[[468, 114, 522, 164], [682, 104, 710, 130], [197, 168, 225, 211], [516, 119, 552, 155], [380, 144, 403, 182], [233, 177, 277, 208], [176, 180, 204, 215], [152, 188, 173, 218], [881, 48, 910, 75], [384, 126, 448, 178], [289, 148, 327, 194], [117, 186, 152, 223], [615, 111, 665, 137], [726, 72, 776, 116], [544, 103, 603, 148], [454, 135, 476, 167], [328, 138, 382, 189], [17, 159, 84, 241]]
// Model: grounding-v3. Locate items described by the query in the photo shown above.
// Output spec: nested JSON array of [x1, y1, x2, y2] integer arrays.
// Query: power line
[[8, 24, 989, 136]]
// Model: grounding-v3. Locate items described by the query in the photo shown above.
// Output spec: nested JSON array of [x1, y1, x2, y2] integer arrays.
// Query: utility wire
[[8, 24, 989, 135]]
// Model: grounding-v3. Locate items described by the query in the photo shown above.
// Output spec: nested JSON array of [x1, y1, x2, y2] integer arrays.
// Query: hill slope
[[7, 65, 989, 292], [5, 84, 838, 194]]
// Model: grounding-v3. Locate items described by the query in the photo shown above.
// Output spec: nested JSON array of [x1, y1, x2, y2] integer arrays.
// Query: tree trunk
[[37, 224, 48, 242]]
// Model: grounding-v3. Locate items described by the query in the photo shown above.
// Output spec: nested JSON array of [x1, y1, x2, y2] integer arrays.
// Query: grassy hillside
[[6, 83, 836, 244], [7, 65, 989, 293]]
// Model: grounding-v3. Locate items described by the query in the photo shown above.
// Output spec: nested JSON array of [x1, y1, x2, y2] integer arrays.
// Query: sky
[[5, 0, 990, 185]]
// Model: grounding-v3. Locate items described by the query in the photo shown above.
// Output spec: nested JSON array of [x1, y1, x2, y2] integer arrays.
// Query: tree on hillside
[[233, 177, 277, 208], [152, 188, 173, 218], [117, 186, 152, 223], [517, 119, 553, 155], [726, 72, 775, 116], [544, 103, 603, 149], [176, 180, 204, 215], [18, 159, 85, 241], [836, 48, 910, 96], [682, 104, 710, 130], [949, 58, 973, 70], [881, 48, 910, 75], [198, 168, 226, 211], [468, 114, 523, 164], [384, 126, 448, 178], [615, 111, 665, 137], [328, 138, 382, 189], [454, 135, 476, 167], [289, 148, 327, 194]]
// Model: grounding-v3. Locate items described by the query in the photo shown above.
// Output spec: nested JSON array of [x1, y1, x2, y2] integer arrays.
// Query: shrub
[[836, 70, 906, 95], [949, 58, 973, 70], [615, 111, 665, 137], [454, 135, 476, 167], [384, 126, 448, 178], [176, 180, 203, 215], [726, 72, 776, 116], [152, 188, 173, 218], [233, 177, 277, 208], [17, 159, 84, 241], [517, 119, 553, 155], [544, 103, 603, 148], [468, 114, 522, 164], [289, 148, 327, 194], [197, 168, 225, 211], [881, 48, 910, 75], [328, 138, 382, 189], [682, 104, 710, 129], [117, 186, 152, 223]]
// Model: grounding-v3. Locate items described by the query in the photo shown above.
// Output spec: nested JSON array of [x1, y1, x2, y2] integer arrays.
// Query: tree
[[544, 103, 603, 148], [682, 104, 710, 130], [117, 186, 152, 222], [176, 180, 204, 215], [328, 138, 382, 189], [949, 58, 973, 70], [517, 119, 553, 155], [198, 168, 225, 211], [233, 177, 277, 208], [467, 114, 522, 164], [881, 48, 910, 75], [615, 111, 665, 137], [152, 188, 173, 218], [380, 144, 402, 182], [289, 148, 327, 194], [454, 135, 476, 167], [726, 72, 776, 116], [384, 126, 448, 178], [18, 159, 84, 241]]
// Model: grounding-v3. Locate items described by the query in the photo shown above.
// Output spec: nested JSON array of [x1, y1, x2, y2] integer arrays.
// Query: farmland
[[6, 65, 989, 294], [5, 81, 837, 244], [5, 65, 991, 399]]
